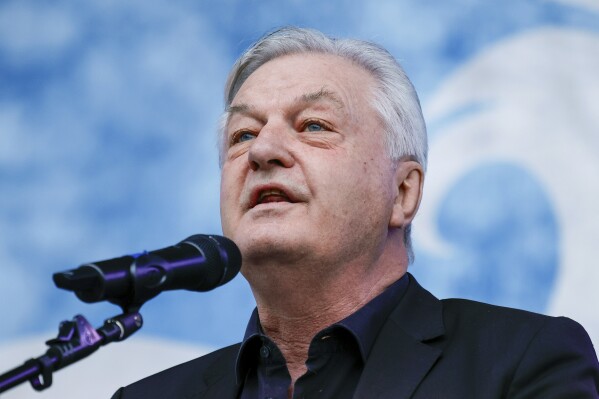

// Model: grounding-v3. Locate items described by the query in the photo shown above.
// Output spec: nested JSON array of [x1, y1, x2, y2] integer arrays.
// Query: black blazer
[[112, 274, 599, 398]]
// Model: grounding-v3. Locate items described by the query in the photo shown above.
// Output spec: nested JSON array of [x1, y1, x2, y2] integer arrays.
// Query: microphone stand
[[0, 311, 142, 394]]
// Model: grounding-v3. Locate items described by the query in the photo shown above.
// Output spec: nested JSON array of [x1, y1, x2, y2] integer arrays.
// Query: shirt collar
[[334, 273, 409, 360], [235, 308, 263, 385], [235, 273, 410, 384]]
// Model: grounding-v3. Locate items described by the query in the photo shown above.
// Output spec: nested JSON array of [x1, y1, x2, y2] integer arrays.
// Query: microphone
[[52, 234, 242, 310]]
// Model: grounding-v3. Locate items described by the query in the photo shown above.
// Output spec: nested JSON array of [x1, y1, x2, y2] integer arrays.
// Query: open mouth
[[258, 189, 291, 204], [250, 186, 296, 208]]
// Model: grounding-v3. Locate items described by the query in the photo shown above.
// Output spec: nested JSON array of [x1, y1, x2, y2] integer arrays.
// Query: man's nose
[[247, 123, 295, 171]]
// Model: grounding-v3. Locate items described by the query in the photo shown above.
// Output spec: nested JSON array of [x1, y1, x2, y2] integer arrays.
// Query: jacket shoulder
[[441, 298, 586, 335], [112, 343, 240, 399], [436, 298, 599, 397], [439, 297, 591, 350], [441, 298, 551, 326]]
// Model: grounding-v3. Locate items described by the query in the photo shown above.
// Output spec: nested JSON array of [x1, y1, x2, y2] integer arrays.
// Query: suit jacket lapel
[[197, 345, 241, 399], [353, 274, 445, 399]]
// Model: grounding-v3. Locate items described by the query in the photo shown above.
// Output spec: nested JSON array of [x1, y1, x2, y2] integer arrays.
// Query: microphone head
[[178, 234, 242, 291]]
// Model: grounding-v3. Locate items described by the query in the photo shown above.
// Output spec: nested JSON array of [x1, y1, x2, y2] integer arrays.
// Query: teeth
[[259, 189, 287, 202]]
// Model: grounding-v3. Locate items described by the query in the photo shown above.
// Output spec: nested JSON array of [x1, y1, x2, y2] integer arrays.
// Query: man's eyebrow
[[300, 88, 344, 108], [226, 103, 251, 115]]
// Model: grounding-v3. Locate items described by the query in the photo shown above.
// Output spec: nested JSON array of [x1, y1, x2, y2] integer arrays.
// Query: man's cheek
[[220, 201, 236, 236]]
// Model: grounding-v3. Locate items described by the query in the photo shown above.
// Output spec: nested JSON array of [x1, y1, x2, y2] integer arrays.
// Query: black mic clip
[[0, 312, 142, 394]]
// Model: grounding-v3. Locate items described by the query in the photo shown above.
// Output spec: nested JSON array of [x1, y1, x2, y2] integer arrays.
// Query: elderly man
[[113, 27, 599, 398]]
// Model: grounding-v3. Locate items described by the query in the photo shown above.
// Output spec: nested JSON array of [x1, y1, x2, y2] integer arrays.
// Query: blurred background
[[1, 0, 598, 397]]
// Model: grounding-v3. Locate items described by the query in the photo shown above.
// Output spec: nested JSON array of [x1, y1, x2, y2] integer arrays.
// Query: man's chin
[[235, 233, 309, 265]]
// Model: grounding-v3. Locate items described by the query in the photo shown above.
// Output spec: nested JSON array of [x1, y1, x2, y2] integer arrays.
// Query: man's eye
[[239, 132, 256, 142], [232, 131, 256, 144], [304, 122, 325, 132]]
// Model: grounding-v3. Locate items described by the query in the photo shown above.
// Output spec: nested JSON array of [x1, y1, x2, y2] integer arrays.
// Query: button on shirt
[[236, 274, 409, 399]]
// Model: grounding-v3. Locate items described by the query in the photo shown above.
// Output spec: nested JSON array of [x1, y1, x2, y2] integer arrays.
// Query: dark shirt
[[236, 274, 409, 399]]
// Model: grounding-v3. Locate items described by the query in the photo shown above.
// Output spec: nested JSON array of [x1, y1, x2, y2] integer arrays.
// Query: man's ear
[[389, 161, 424, 228]]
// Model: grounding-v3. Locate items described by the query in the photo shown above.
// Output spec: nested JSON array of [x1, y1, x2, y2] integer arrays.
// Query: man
[[112, 27, 599, 398]]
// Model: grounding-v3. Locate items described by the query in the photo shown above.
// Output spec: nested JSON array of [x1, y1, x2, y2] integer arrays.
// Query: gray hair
[[219, 27, 427, 263]]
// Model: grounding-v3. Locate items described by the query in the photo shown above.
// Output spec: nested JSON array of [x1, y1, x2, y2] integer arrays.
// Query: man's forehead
[[227, 87, 344, 115]]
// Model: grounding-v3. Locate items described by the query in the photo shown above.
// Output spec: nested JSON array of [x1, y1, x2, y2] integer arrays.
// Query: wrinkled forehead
[[232, 52, 376, 102]]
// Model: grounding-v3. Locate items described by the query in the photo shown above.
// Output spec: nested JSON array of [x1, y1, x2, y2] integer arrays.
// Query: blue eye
[[237, 132, 256, 142], [305, 122, 324, 132]]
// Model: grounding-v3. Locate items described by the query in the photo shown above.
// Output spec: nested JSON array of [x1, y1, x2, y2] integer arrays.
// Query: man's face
[[220, 53, 399, 272]]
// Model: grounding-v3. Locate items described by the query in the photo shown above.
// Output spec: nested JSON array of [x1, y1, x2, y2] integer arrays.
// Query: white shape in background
[[548, 0, 599, 13], [0, 336, 210, 399], [417, 27, 599, 344]]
